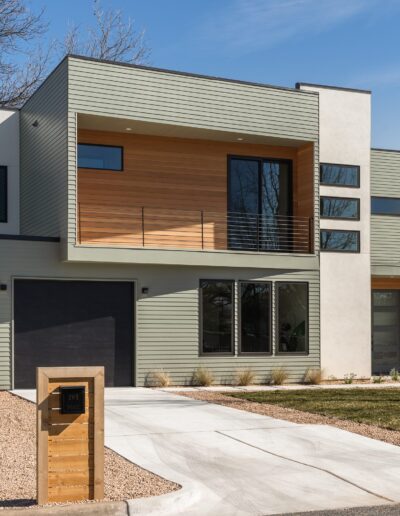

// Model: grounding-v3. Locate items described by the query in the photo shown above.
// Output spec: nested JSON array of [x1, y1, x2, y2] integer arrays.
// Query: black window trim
[[320, 162, 360, 188], [78, 143, 124, 171], [238, 280, 273, 356], [199, 278, 235, 357], [275, 281, 309, 356], [320, 196, 360, 221], [320, 229, 361, 253], [371, 196, 400, 217], [0, 165, 7, 223], [227, 154, 294, 216]]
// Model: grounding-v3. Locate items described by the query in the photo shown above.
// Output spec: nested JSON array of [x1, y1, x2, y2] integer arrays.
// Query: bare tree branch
[[62, 0, 150, 64], [0, 0, 49, 107]]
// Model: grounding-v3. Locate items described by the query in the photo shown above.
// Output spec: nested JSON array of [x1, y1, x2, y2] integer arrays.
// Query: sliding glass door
[[228, 157, 292, 251]]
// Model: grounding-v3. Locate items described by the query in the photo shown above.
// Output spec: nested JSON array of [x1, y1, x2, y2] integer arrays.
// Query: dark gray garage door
[[14, 279, 134, 388]]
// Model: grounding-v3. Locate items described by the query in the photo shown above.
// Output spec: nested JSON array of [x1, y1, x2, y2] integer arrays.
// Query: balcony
[[78, 203, 313, 254]]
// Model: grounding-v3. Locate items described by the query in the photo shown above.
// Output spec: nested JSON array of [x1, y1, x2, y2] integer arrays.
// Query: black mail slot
[[60, 386, 86, 414]]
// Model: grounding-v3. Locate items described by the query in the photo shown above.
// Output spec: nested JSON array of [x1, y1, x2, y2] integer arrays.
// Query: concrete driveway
[[14, 388, 400, 516]]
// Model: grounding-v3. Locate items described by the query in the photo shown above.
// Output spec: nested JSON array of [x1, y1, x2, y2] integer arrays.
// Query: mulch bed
[[178, 390, 400, 447]]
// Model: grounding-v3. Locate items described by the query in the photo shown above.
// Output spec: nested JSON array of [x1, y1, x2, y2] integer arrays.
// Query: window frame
[[78, 143, 124, 172], [320, 162, 360, 188], [371, 196, 400, 217], [320, 196, 360, 221], [320, 229, 361, 253], [0, 165, 7, 223], [275, 281, 309, 356], [238, 280, 273, 356], [199, 278, 235, 356]]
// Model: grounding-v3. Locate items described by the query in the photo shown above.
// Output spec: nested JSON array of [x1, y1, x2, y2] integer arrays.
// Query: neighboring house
[[0, 55, 394, 389]]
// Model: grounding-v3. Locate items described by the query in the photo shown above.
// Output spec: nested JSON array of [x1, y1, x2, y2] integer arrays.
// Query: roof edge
[[371, 147, 400, 153], [67, 54, 318, 95], [296, 82, 371, 95]]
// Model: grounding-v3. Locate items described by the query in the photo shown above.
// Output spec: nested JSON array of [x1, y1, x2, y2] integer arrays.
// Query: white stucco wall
[[0, 109, 19, 235], [300, 85, 371, 379]]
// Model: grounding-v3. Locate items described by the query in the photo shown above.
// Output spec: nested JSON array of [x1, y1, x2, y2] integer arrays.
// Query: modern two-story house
[[0, 55, 395, 389]]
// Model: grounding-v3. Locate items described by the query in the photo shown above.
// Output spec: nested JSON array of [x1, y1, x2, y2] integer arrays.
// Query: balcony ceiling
[[77, 113, 308, 148]]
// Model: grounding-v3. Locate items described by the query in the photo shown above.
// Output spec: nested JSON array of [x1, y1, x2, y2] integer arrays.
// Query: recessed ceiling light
[[237, 137, 243, 141], [126, 127, 132, 131]]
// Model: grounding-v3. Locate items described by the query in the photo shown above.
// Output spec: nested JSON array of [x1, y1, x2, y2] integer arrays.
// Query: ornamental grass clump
[[390, 368, 399, 381], [270, 367, 289, 386], [192, 367, 214, 387], [235, 368, 256, 386], [304, 368, 324, 385], [147, 369, 171, 388]]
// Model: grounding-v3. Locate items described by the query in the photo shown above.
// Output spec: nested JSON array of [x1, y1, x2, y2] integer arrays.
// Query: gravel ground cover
[[0, 391, 180, 510], [178, 390, 400, 446]]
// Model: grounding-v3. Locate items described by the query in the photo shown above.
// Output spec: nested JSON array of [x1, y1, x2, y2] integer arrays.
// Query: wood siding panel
[[372, 277, 400, 290], [77, 130, 314, 251]]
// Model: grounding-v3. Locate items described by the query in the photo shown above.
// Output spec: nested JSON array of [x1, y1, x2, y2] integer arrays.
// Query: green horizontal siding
[[371, 149, 400, 267], [20, 60, 68, 238], [0, 239, 320, 389]]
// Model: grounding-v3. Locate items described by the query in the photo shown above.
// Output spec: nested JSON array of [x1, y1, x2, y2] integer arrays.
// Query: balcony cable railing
[[78, 202, 313, 254]]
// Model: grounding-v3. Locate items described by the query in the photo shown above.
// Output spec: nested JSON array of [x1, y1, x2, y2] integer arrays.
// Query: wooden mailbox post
[[36, 366, 104, 504]]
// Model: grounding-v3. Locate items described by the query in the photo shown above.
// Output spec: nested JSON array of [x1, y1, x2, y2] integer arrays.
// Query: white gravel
[[0, 391, 179, 509]]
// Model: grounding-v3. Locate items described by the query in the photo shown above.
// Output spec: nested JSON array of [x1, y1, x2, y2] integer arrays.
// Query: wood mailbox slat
[[37, 366, 104, 504]]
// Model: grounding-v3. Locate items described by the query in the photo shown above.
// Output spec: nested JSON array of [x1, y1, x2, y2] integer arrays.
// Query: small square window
[[320, 230, 360, 252], [320, 163, 359, 187], [78, 144, 123, 171]]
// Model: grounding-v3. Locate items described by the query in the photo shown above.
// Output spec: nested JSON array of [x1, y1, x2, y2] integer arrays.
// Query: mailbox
[[60, 385, 86, 414]]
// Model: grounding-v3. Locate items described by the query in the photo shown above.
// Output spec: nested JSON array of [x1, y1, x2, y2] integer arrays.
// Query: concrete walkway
[[13, 388, 400, 516]]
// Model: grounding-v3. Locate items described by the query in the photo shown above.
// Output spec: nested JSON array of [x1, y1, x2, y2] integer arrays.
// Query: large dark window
[[277, 282, 308, 354], [320, 230, 360, 252], [200, 280, 234, 354], [78, 144, 123, 171], [240, 282, 271, 354], [0, 166, 7, 223], [228, 157, 292, 251], [320, 197, 360, 220], [371, 197, 400, 216], [372, 291, 400, 374], [320, 163, 359, 187]]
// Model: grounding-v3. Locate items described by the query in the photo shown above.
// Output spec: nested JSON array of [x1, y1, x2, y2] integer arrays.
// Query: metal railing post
[[141, 207, 145, 247], [201, 210, 204, 249], [257, 214, 260, 252]]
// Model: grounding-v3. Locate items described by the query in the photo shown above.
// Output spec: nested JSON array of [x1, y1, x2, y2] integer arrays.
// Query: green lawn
[[228, 388, 400, 431]]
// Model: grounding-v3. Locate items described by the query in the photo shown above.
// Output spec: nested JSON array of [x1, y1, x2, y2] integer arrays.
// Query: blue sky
[[30, 0, 400, 148]]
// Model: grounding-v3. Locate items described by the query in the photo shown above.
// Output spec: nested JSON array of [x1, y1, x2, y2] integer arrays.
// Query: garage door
[[14, 279, 134, 388]]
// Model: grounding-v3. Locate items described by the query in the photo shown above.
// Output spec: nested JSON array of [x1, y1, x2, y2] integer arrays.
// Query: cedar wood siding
[[20, 60, 68, 238], [0, 239, 319, 389], [371, 149, 400, 268], [67, 56, 320, 250]]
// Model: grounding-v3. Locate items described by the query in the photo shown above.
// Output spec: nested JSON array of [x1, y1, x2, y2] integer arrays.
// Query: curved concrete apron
[[14, 388, 400, 515]]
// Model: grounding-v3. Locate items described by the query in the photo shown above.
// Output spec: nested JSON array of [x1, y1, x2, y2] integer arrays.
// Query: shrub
[[192, 367, 214, 387], [270, 367, 289, 386], [344, 373, 356, 384], [304, 368, 324, 385], [147, 369, 171, 388], [390, 369, 399, 381], [372, 375, 384, 384], [235, 368, 255, 386]]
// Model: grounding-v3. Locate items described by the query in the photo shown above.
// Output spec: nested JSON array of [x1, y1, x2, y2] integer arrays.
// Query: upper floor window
[[78, 144, 123, 171], [320, 163, 360, 187], [371, 197, 400, 216], [320, 196, 360, 220], [320, 230, 360, 252], [0, 166, 7, 223]]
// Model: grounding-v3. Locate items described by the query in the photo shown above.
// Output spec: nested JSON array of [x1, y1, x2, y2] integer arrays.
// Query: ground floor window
[[372, 290, 400, 374], [200, 279, 234, 354], [277, 282, 308, 354], [239, 282, 271, 354]]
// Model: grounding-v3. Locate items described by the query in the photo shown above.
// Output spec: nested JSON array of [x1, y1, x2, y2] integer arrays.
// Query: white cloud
[[200, 0, 378, 54]]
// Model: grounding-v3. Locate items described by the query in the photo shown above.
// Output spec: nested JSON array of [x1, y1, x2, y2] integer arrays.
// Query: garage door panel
[[14, 280, 134, 388]]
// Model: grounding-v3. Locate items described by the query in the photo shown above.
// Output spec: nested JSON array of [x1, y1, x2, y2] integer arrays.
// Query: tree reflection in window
[[200, 280, 233, 354], [277, 283, 308, 353]]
